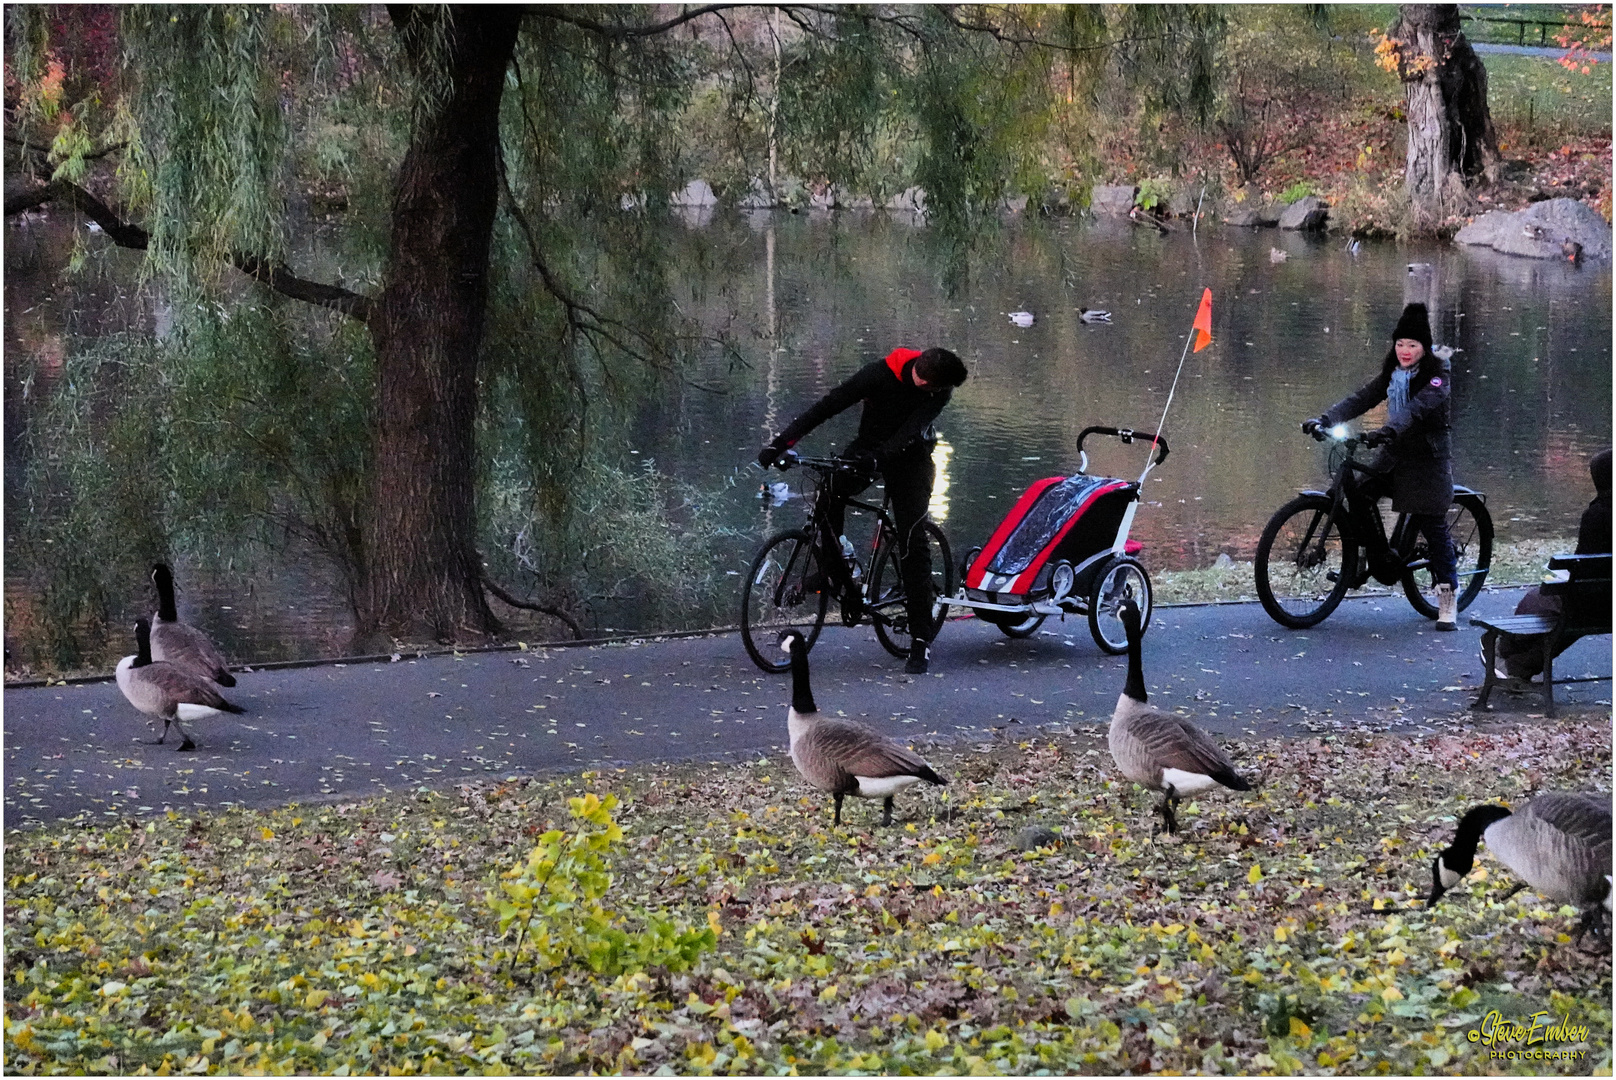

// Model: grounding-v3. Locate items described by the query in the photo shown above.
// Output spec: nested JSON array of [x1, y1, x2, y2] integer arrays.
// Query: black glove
[[846, 450, 878, 475], [1361, 425, 1397, 449], [1301, 417, 1327, 441], [756, 443, 785, 470]]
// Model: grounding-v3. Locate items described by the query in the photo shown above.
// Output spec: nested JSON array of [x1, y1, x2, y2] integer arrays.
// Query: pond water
[[5, 208, 1611, 671]]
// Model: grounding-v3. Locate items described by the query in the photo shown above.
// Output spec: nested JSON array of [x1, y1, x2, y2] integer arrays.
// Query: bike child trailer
[[1254, 424, 1493, 629], [740, 451, 954, 673], [937, 425, 1168, 654]]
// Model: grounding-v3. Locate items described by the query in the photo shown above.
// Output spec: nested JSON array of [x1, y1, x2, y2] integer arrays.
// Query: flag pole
[[1139, 288, 1211, 486]]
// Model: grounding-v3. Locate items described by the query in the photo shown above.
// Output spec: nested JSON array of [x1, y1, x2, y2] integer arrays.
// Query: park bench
[[1472, 553, 1612, 717]]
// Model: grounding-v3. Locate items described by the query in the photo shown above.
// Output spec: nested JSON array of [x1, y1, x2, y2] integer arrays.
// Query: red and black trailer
[[938, 426, 1167, 653]]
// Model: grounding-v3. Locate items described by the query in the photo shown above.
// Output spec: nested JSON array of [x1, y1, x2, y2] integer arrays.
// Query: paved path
[[4, 588, 1608, 828]]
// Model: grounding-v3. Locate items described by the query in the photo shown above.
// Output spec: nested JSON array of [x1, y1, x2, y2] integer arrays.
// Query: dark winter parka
[[1321, 346, 1453, 516]]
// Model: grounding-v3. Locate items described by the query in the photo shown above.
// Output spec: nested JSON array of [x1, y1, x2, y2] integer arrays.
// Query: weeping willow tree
[[5, 4, 1223, 655]]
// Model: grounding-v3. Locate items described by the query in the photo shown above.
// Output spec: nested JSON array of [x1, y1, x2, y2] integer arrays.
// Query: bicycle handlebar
[[774, 449, 872, 474], [1076, 425, 1170, 466]]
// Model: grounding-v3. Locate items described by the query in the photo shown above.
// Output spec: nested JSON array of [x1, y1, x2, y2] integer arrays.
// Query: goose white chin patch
[[1438, 864, 1462, 889]]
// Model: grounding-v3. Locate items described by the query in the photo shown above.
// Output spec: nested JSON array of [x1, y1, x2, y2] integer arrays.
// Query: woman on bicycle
[[757, 347, 969, 674], [1303, 302, 1459, 629]]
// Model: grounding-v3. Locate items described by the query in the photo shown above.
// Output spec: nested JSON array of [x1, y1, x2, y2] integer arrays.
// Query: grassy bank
[[5, 715, 1609, 1075], [1153, 536, 1575, 606]]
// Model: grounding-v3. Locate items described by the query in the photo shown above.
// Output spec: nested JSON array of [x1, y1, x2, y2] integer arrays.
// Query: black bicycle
[[1255, 428, 1493, 629], [740, 452, 954, 673]]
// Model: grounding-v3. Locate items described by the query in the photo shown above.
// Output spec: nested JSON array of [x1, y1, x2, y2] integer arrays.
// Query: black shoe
[[905, 640, 930, 675]]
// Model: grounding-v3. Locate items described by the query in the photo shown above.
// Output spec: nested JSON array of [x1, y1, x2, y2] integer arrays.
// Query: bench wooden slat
[[1470, 615, 1559, 635], [1474, 552, 1612, 717]]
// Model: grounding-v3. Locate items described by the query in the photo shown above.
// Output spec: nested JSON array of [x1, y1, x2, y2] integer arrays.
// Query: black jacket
[[773, 349, 950, 461], [1323, 353, 1453, 516]]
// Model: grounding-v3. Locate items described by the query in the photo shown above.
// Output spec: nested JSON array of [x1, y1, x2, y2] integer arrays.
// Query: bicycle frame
[[1311, 445, 1485, 586], [787, 455, 902, 629]]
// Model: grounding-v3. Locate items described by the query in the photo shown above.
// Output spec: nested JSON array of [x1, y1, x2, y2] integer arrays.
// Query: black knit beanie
[[1591, 448, 1612, 496], [1391, 303, 1433, 350]]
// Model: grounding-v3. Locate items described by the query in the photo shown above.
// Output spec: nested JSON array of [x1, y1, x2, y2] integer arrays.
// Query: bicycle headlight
[[1329, 424, 1350, 440]]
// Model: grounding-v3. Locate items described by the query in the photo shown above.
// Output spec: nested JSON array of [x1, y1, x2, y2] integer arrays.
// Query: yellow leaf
[[707, 908, 724, 937], [1289, 1017, 1311, 1039], [1162, 923, 1184, 936], [1247, 863, 1264, 884], [305, 989, 330, 1008], [923, 852, 942, 865], [925, 1029, 948, 1051], [260, 828, 275, 840], [1274, 925, 1289, 942], [1386, 947, 1406, 965], [1380, 984, 1403, 1002]]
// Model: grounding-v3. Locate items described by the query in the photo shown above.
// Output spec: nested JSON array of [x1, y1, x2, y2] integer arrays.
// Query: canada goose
[[1008, 311, 1036, 328], [116, 618, 246, 751], [1109, 598, 1252, 834], [779, 630, 945, 826], [150, 563, 236, 686], [1427, 793, 1613, 943], [1563, 238, 1584, 263], [1078, 308, 1112, 323]]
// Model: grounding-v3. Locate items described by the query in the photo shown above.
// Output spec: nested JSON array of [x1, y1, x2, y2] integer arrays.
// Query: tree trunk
[[1391, 5, 1501, 232], [362, 6, 521, 645]]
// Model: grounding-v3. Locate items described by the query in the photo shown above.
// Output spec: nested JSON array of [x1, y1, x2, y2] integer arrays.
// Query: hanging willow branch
[[4, 179, 375, 323]]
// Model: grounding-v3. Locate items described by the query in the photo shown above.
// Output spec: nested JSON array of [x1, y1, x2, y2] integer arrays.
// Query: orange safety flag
[[1191, 288, 1213, 352]]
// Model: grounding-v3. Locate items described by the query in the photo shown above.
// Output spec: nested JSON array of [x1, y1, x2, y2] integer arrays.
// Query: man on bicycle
[[757, 346, 969, 674]]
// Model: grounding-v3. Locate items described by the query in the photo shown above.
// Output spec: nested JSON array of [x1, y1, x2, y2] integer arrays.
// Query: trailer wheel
[[986, 611, 1045, 638], [1089, 556, 1151, 654]]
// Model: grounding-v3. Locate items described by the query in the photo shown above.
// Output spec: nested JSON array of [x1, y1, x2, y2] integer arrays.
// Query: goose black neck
[[789, 640, 817, 715], [1445, 804, 1512, 871], [1122, 616, 1147, 704], [153, 567, 178, 623], [134, 620, 153, 668]]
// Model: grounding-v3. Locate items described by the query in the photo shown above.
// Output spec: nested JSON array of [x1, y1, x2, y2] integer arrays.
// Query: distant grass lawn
[[1485, 53, 1614, 139]]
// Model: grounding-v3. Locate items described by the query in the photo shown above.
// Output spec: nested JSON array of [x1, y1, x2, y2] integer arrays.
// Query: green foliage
[[489, 793, 716, 976], [1135, 176, 1174, 211], [1280, 180, 1316, 202]]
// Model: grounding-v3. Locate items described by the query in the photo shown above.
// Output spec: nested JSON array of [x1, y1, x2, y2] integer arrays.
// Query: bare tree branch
[[5, 179, 375, 323], [481, 572, 584, 639]]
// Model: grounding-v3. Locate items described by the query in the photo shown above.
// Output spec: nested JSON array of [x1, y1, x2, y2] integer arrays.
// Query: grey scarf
[[1387, 366, 1414, 426]]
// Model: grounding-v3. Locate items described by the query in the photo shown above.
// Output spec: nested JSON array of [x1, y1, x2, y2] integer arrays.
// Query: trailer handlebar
[[1077, 425, 1170, 467]]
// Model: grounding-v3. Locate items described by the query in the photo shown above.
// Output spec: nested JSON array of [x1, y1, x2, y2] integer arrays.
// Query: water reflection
[[5, 208, 1610, 670]]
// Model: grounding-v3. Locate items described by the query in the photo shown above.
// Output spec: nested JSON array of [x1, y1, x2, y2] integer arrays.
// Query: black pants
[[823, 446, 937, 643]]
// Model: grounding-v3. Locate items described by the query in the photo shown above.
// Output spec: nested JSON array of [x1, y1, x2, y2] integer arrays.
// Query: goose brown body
[[1109, 598, 1251, 833], [116, 619, 245, 751], [781, 632, 944, 825], [150, 564, 236, 686], [1429, 793, 1613, 940]]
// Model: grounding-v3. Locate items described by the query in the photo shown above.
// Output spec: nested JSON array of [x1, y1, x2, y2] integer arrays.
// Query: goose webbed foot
[[143, 720, 171, 746]]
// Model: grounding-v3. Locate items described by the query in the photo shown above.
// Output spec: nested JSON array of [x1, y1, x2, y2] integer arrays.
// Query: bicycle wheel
[[1089, 555, 1152, 654], [985, 611, 1046, 639], [740, 528, 830, 673], [870, 520, 954, 658], [1255, 494, 1358, 628], [1402, 492, 1494, 617]]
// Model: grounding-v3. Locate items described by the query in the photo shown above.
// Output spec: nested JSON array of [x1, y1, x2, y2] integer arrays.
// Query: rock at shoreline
[[1090, 184, 1137, 217], [1224, 204, 1281, 228], [671, 179, 717, 208], [1454, 197, 1611, 261], [1278, 195, 1329, 231]]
